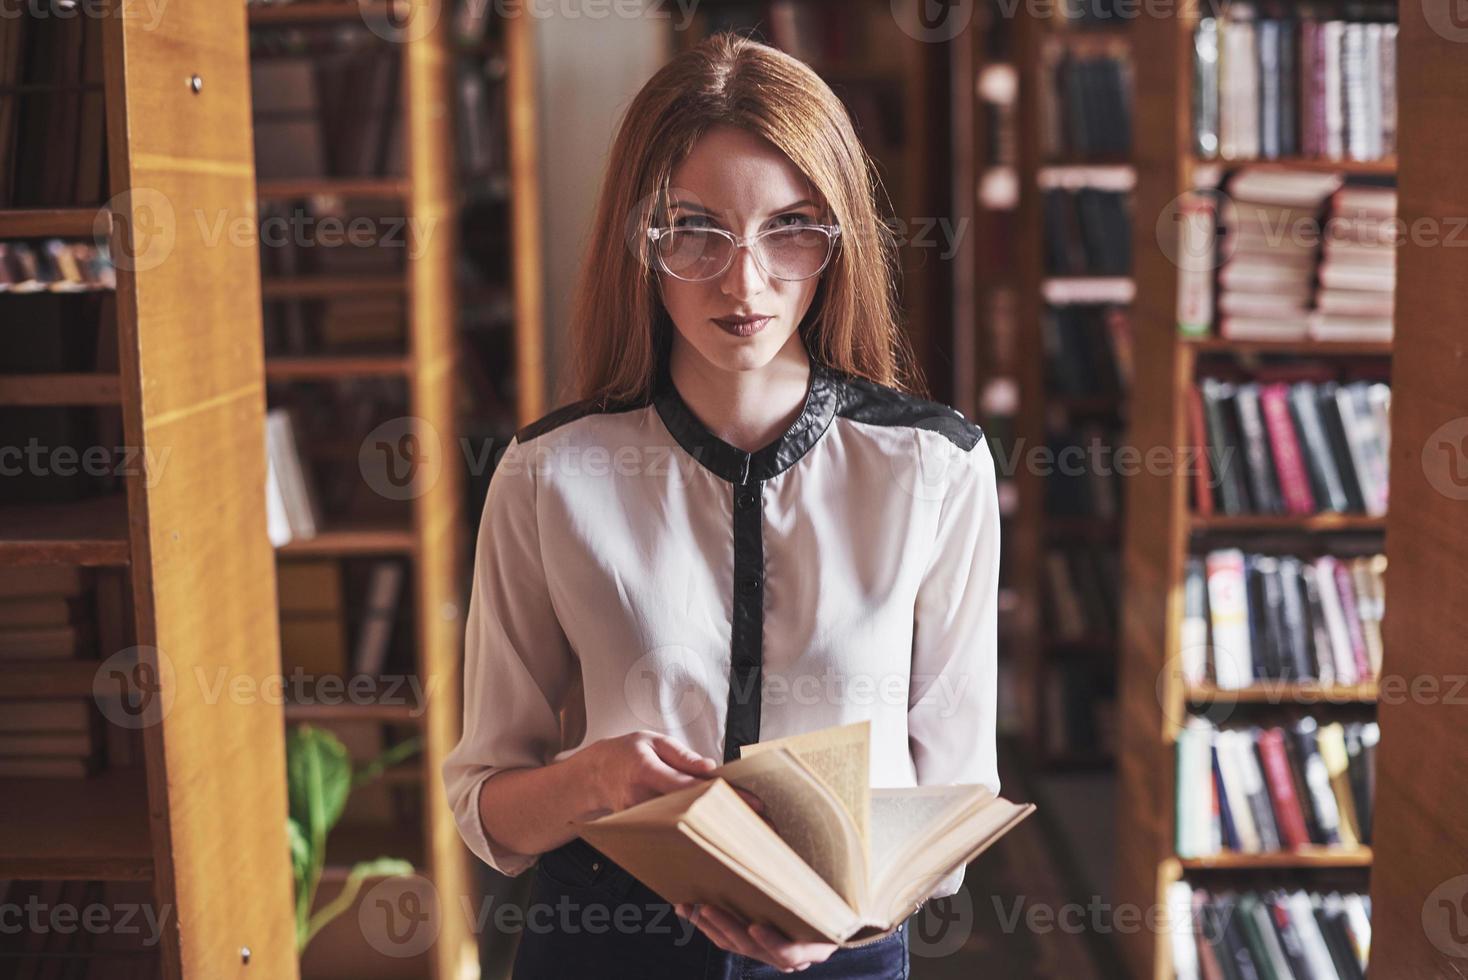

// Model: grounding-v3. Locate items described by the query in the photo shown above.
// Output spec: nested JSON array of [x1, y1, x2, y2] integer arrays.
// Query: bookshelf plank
[[0, 207, 106, 239], [261, 275, 408, 300], [1200, 156, 1397, 176], [265, 356, 411, 380], [0, 772, 152, 880], [276, 525, 415, 557], [256, 177, 411, 199], [1178, 848, 1374, 870], [0, 496, 131, 565], [1187, 338, 1393, 358], [1190, 513, 1387, 533], [1186, 682, 1379, 704], [247, 1, 398, 25], [0, 372, 121, 405], [0, 660, 103, 698]]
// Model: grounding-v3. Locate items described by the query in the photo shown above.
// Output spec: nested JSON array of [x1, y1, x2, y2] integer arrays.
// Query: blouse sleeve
[[441, 435, 578, 877], [909, 434, 1003, 899]]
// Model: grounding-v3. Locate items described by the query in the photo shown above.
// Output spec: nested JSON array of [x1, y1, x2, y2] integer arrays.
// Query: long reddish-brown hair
[[562, 32, 920, 406]]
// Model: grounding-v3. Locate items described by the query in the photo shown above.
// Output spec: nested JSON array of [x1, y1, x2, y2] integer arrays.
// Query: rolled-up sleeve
[[442, 435, 577, 877], [909, 434, 1002, 898]]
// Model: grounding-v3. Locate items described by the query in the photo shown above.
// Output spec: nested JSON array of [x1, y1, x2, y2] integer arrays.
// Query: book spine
[[1206, 549, 1254, 688], [1257, 728, 1312, 849], [1259, 383, 1316, 515]]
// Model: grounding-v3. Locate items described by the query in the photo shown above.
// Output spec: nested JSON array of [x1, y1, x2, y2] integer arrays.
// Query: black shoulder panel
[[832, 373, 985, 451], [514, 395, 648, 445]]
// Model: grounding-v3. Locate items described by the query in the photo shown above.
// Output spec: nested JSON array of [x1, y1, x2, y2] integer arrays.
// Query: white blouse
[[442, 355, 1002, 900]]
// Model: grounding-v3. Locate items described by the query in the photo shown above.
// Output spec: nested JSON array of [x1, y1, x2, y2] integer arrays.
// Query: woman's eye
[[770, 213, 815, 228], [672, 215, 715, 230]]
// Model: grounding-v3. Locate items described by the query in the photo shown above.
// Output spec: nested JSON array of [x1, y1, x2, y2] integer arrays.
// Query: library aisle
[[2, 1, 1466, 978]]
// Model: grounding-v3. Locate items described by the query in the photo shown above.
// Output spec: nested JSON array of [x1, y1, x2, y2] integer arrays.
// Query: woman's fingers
[[649, 734, 718, 776], [747, 922, 837, 969], [676, 903, 756, 959]]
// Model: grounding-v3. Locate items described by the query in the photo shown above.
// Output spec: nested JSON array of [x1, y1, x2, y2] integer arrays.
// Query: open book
[[575, 721, 1036, 946]]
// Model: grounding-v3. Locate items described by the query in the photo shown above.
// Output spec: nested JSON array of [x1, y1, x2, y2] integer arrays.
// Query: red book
[[1188, 384, 1214, 517], [1332, 561, 1373, 682], [1194, 889, 1225, 980], [1257, 727, 1312, 849], [1259, 382, 1316, 515]]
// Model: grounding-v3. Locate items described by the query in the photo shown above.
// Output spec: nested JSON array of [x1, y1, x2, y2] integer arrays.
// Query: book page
[[869, 786, 982, 882], [713, 751, 866, 908], [739, 721, 870, 853]]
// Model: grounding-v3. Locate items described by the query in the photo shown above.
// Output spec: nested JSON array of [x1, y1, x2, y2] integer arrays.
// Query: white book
[[1313, 556, 1358, 683], [1166, 881, 1201, 980], [1205, 549, 1254, 689], [1215, 730, 1261, 852], [1323, 22, 1346, 159]]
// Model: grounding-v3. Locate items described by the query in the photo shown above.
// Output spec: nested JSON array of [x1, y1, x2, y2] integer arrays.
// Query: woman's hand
[[674, 903, 838, 973], [574, 730, 719, 815]]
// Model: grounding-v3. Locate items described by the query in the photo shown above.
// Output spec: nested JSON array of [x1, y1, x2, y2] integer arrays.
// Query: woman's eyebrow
[[667, 199, 820, 217]]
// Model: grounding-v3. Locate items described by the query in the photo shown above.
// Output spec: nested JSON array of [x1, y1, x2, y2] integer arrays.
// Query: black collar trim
[[652, 358, 840, 485]]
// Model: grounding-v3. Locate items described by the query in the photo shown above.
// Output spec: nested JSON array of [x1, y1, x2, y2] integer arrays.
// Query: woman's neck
[[668, 335, 812, 455]]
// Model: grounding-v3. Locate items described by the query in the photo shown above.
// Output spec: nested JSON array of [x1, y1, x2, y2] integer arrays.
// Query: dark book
[[1201, 379, 1250, 515], [1263, 891, 1315, 980], [1315, 382, 1368, 512], [1288, 382, 1350, 513], [1233, 384, 1283, 514], [1289, 718, 1342, 845], [1276, 558, 1316, 678], [1242, 729, 1282, 852]]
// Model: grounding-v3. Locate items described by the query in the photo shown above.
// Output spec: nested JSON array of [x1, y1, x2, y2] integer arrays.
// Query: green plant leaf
[[352, 735, 424, 788], [286, 818, 312, 952], [286, 725, 353, 834]]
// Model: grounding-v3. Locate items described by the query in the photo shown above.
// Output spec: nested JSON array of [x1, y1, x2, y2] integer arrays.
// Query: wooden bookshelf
[[1115, 1, 1394, 976], [1011, 5, 1133, 769], [0, 4, 298, 977], [1366, 1, 1468, 971], [246, 0, 477, 975]]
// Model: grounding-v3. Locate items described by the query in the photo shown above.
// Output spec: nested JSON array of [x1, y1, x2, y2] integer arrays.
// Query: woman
[[443, 32, 1001, 979]]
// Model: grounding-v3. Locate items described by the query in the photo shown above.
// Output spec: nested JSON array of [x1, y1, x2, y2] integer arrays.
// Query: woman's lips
[[711, 315, 773, 337]]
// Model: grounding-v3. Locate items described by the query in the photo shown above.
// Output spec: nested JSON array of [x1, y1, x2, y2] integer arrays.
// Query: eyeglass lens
[[655, 227, 834, 281]]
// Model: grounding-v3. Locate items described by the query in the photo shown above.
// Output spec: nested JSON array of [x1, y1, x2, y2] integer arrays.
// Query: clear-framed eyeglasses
[[646, 223, 842, 283]]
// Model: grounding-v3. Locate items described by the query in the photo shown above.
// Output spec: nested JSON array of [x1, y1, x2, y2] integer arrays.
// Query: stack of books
[[1190, 377, 1390, 518], [1184, 549, 1385, 688], [1176, 716, 1377, 856], [1215, 169, 1343, 341], [1314, 185, 1396, 341], [1168, 882, 1370, 980], [1194, 4, 1397, 162]]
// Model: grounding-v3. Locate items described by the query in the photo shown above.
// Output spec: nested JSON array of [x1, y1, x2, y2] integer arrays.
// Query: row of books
[[263, 379, 413, 532], [1194, 8, 1397, 162], [1181, 169, 1395, 342], [1043, 52, 1132, 160], [1042, 303, 1132, 399], [279, 558, 408, 683], [1041, 187, 1131, 277], [1044, 660, 1116, 760], [0, 880, 160, 977], [1191, 378, 1389, 518], [1044, 545, 1120, 642], [1168, 883, 1369, 980], [1044, 422, 1124, 520], [249, 25, 405, 181], [1184, 549, 1384, 689], [1176, 716, 1376, 856], [0, 240, 116, 294], [0, 13, 109, 207]]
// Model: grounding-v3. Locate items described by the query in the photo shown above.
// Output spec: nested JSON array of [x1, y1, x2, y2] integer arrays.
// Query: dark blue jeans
[[511, 838, 909, 979]]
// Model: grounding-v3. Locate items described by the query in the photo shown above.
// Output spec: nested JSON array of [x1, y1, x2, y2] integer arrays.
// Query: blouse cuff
[[455, 769, 543, 878]]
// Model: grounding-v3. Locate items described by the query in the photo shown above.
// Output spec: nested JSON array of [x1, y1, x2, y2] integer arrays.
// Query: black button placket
[[724, 462, 765, 761]]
